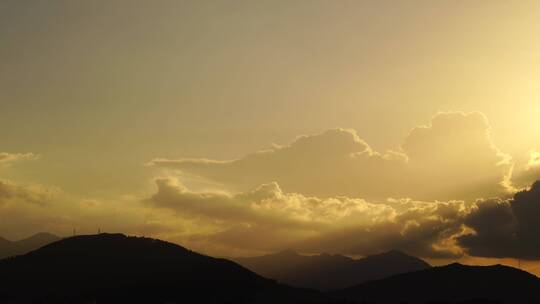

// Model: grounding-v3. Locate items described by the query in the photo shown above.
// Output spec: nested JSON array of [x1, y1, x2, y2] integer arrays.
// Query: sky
[[1, 0, 540, 274]]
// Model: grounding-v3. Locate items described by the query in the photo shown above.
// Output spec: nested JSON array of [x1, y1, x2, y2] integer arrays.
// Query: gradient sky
[[1, 0, 540, 274]]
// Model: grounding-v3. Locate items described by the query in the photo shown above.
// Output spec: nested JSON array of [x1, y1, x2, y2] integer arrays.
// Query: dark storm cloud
[[459, 181, 540, 259]]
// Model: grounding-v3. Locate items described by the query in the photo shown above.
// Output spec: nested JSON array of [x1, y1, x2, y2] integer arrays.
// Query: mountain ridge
[[2, 233, 538, 303], [334, 262, 540, 303], [233, 249, 431, 290], [0, 233, 328, 304], [0, 232, 61, 259]]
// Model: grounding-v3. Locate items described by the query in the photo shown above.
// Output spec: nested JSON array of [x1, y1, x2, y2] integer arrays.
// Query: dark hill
[[333, 263, 540, 303], [0, 234, 328, 304], [0, 232, 60, 259], [233, 249, 430, 290]]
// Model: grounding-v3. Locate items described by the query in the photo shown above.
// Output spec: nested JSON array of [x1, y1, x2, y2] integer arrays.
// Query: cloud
[[0, 153, 39, 166], [0, 179, 66, 238], [458, 181, 540, 259], [298, 198, 471, 259], [0, 180, 56, 206], [509, 150, 540, 191], [150, 128, 404, 199], [149, 178, 395, 231], [147, 178, 471, 258], [0, 178, 174, 241], [401, 112, 512, 199], [4, 172, 538, 260], [150, 112, 512, 201]]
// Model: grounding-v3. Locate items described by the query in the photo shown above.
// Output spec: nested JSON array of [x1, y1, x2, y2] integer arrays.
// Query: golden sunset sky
[[1, 1, 540, 274]]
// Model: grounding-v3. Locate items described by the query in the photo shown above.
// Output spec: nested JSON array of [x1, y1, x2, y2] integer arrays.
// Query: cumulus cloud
[[151, 128, 405, 199], [150, 112, 512, 201], [402, 112, 512, 199], [297, 198, 472, 259], [4, 172, 538, 260], [150, 178, 395, 229], [0, 153, 39, 166], [458, 181, 540, 259], [147, 178, 472, 258]]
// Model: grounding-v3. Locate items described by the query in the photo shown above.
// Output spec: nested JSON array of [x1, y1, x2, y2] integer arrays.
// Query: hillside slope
[[0, 234, 328, 304], [334, 263, 540, 303]]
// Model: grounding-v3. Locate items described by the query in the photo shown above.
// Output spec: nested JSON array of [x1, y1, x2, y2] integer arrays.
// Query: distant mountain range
[[333, 263, 540, 304], [0, 233, 327, 304], [233, 249, 431, 290], [0, 232, 60, 259]]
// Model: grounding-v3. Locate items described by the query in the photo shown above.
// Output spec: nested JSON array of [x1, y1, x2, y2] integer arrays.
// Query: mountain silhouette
[[333, 263, 540, 303], [3, 234, 536, 304], [0, 232, 60, 259], [0, 233, 332, 304], [233, 249, 430, 290]]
